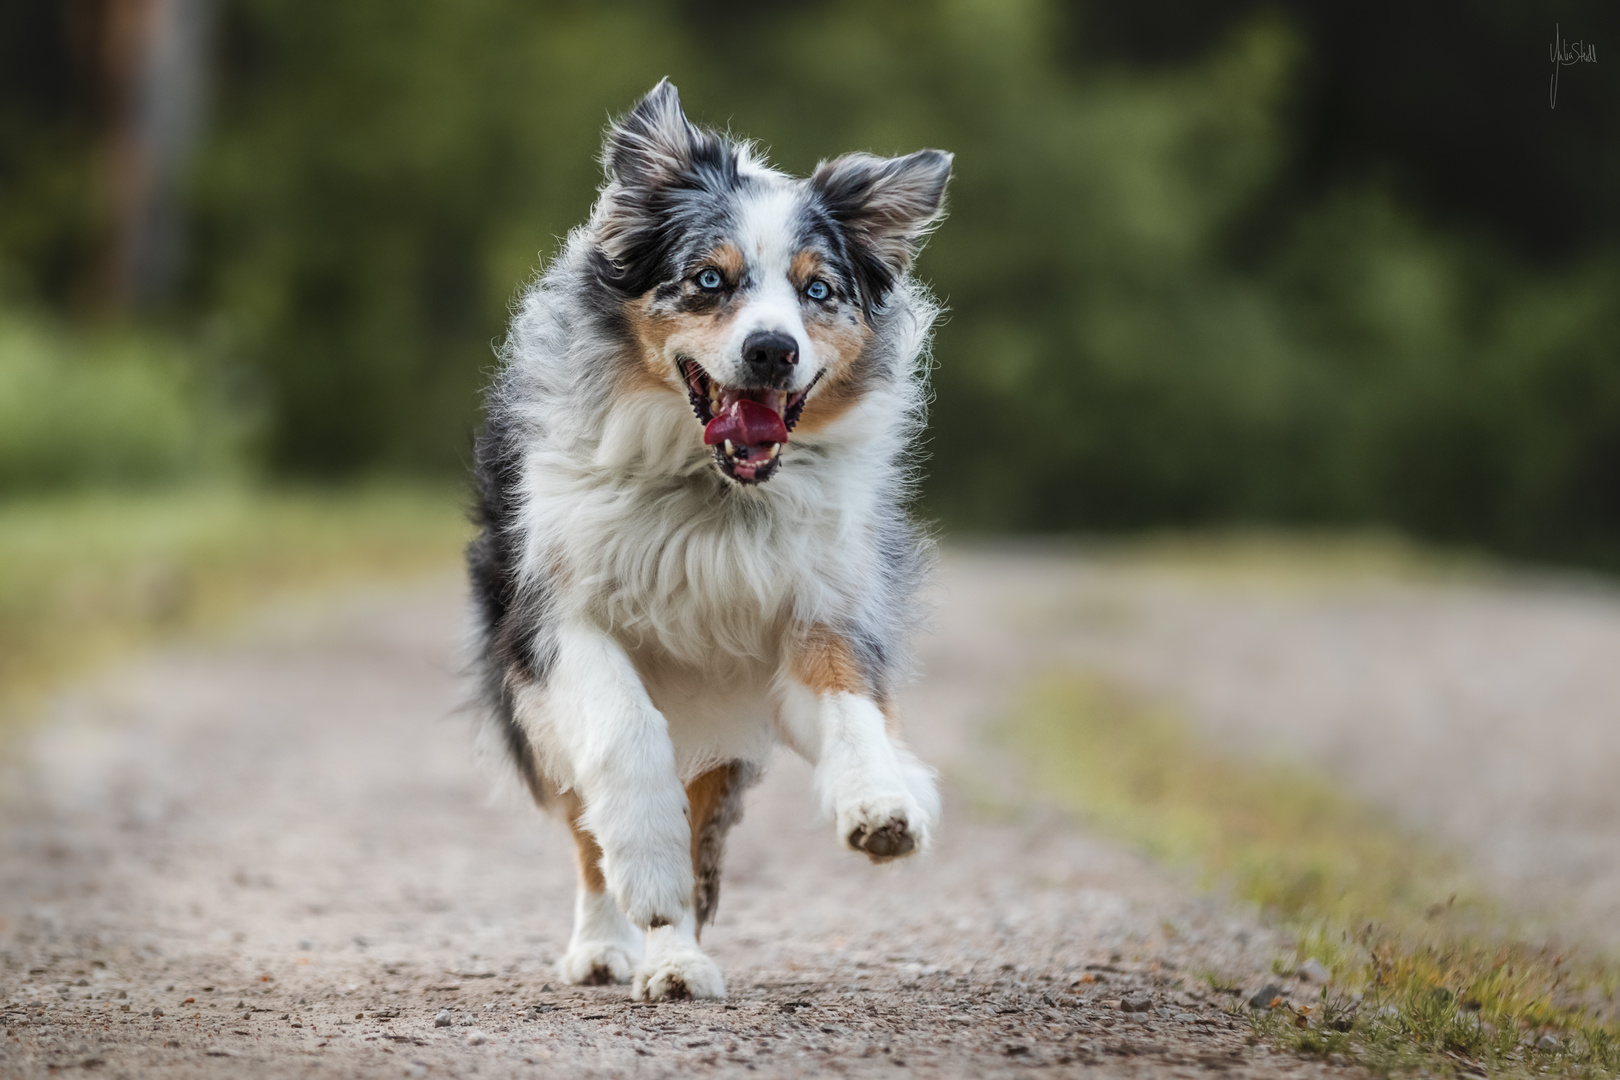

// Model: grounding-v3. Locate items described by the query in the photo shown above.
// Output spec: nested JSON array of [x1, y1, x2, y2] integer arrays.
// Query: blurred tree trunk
[[67, 0, 209, 311]]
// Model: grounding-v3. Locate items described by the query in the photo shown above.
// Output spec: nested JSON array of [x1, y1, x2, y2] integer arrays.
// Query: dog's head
[[588, 79, 952, 485]]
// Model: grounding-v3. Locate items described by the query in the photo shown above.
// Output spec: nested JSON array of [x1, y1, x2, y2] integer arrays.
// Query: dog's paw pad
[[642, 973, 689, 1001], [634, 948, 725, 1002], [579, 963, 619, 986], [847, 816, 916, 860], [837, 792, 931, 863], [558, 941, 636, 986]]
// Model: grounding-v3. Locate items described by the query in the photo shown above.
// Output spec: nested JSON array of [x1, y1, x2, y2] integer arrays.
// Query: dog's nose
[[741, 331, 798, 382]]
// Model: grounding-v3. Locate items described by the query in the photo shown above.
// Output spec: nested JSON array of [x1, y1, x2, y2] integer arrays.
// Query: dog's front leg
[[778, 627, 941, 861], [542, 622, 724, 1000]]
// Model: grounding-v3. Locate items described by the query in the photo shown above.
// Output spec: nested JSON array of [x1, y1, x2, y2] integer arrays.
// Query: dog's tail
[[466, 399, 552, 808]]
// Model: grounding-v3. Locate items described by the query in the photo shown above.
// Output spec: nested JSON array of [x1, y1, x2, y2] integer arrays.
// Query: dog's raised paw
[[848, 816, 916, 860], [634, 936, 725, 1002], [838, 795, 930, 863], [558, 940, 637, 986]]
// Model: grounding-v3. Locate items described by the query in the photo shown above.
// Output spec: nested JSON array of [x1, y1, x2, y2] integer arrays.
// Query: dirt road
[[3, 549, 1616, 1077], [978, 550, 1620, 950]]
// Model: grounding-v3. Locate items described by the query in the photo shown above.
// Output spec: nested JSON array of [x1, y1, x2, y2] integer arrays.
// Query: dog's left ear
[[810, 149, 953, 298]]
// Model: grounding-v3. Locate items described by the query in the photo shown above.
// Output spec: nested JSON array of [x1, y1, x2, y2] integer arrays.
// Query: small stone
[[1248, 985, 1287, 1009], [466, 1030, 488, 1046], [1537, 1034, 1560, 1051], [1296, 959, 1331, 984], [151, 1008, 164, 1018], [434, 1009, 453, 1028], [1120, 996, 1153, 1013], [1174, 1012, 1199, 1022]]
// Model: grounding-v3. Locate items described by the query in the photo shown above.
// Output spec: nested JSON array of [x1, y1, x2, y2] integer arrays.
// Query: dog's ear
[[810, 149, 953, 300], [595, 81, 736, 295], [604, 79, 712, 190]]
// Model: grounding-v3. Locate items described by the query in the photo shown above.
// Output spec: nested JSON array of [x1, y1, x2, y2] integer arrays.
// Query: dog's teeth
[[724, 439, 735, 456], [766, 443, 780, 459]]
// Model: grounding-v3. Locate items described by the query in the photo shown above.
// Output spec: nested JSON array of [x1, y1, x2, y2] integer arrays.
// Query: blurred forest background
[[2, 0, 1618, 562]]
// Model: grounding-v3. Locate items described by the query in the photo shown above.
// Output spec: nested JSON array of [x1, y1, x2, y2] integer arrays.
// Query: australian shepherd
[[468, 80, 952, 1001]]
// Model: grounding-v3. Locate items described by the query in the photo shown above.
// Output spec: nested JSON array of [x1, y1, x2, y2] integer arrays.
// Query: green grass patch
[[0, 310, 241, 494], [0, 485, 470, 730], [1007, 675, 1620, 1077], [1097, 529, 1496, 593]]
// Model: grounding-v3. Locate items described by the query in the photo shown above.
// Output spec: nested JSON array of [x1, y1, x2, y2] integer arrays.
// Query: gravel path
[[971, 550, 1620, 951], [0, 557, 1359, 1079]]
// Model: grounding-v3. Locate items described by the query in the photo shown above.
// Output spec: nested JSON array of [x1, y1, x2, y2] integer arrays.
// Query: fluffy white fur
[[504, 280, 941, 998], [558, 889, 641, 986]]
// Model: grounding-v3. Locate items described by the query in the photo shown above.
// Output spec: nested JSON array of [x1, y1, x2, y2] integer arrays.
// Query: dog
[[467, 79, 951, 1001]]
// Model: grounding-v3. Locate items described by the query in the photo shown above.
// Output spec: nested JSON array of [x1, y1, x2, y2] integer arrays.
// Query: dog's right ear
[[595, 81, 735, 295], [604, 79, 708, 189]]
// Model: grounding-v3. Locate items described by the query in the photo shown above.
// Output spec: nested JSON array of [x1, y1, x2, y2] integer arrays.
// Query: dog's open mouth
[[681, 359, 814, 484]]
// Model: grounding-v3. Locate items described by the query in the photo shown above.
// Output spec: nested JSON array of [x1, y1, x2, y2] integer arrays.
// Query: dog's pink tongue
[[703, 399, 788, 447]]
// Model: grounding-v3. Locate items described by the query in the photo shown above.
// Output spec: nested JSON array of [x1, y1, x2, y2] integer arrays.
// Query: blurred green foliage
[[0, 311, 240, 493], [2, 0, 1619, 562]]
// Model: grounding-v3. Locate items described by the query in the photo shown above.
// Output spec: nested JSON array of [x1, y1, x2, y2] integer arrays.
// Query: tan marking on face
[[560, 790, 607, 893], [789, 250, 824, 288], [619, 242, 748, 397], [621, 295, 684, 395], [706, 242, 745, 282], [790, 623, 868, 696], [622, 290, 744, 399], [795, 312, 874, 433], [781, 247, 876, 432], [665, 316, 742, 367]]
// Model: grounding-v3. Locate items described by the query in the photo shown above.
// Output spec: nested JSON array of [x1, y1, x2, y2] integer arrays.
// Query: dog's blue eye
[[696, 268, 723, 291], [805, 279, 831, 302]]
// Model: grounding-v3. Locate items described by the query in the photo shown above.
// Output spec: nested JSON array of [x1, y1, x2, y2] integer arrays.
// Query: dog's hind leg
[[686, 761, 758, 940], [777, 625, 940, 863], [555, 790, 642, 985]]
